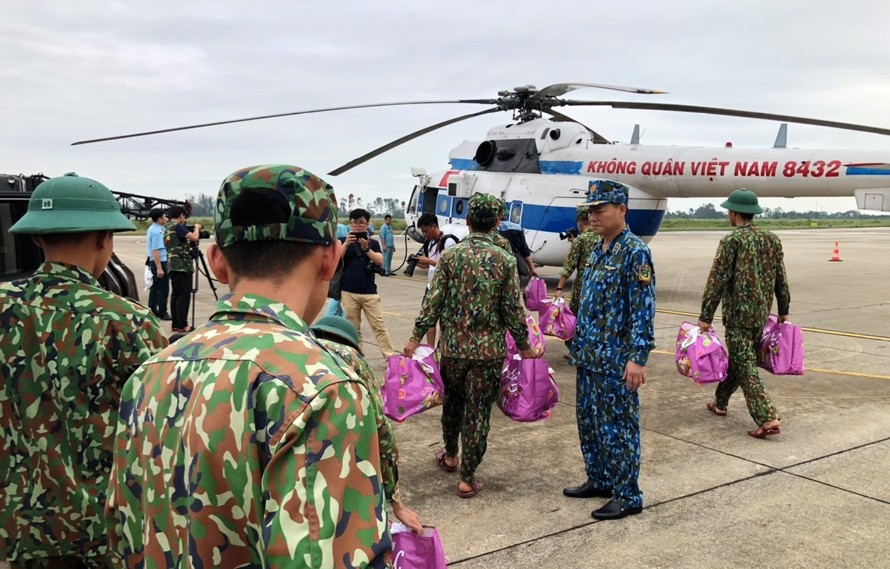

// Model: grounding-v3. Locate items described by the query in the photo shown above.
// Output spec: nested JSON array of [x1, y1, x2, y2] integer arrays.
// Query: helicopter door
[[422, 187, 439, 216]]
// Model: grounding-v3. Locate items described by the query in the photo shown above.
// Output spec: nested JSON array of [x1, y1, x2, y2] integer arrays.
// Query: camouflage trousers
[[715, 326, 779, 426], [440, 357, 503, 484], [576, 367, 643, 508]]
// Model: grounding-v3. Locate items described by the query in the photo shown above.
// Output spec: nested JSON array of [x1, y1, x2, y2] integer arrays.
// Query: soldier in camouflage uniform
[[564, 181, 655, 521], [555, 205, 600, 317], [311, 316, 423, 534], [164, 205, 202, 332], [107, 165, 392, 568], [0, 173, 167, 568], [698, 188, 789, 439], [404, 192, 540, 499]]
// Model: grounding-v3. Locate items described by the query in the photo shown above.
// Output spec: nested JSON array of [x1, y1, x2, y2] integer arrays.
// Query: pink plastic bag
[[675, 322, 729, 384], [538, 298, 577, 340], [506, 315, 546, 360], [758, 315, 805, 375], [392, 524, 447, 569], [524, 277, 547, 311], [383, 345, 444, 422], [498, 355, 560, 422]]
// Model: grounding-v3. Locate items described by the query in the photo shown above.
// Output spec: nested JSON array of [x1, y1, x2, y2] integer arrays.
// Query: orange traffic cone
[[829, 241, 843, 262]]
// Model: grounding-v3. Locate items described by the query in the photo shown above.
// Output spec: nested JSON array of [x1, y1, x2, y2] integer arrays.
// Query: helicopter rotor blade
[[543, 109, 611, 144], [533, 82, 667, 99], [562, 100, 890, 137], [71, 100, 498, 146], [327, 107, 502, 176]]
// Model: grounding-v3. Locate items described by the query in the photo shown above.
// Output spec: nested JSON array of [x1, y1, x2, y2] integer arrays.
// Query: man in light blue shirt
[[379, 215, 395, 276], [146, 208, 170, 320]]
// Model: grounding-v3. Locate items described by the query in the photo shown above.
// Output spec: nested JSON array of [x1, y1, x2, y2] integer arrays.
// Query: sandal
[[435, 448, 458, 473], [748, 426, 781, 439], [706, 403, 727, 417], [457, 480, 484, 499]]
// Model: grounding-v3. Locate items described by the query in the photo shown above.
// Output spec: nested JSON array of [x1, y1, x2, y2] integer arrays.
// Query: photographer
[[165, 205, 202, 333], [339, 208, 396, 357], [406, 213, 459, 345]]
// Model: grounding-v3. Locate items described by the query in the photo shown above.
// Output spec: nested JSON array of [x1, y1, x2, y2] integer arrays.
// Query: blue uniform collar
[[595, 226, 632, 257]]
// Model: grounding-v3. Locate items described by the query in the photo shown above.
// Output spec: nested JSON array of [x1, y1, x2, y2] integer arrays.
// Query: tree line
[[665, 202, 890, 220], [185, 194, 406, 219]]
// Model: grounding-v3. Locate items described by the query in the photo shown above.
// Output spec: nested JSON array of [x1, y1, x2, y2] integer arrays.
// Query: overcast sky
[[4, 0, 890, 214]]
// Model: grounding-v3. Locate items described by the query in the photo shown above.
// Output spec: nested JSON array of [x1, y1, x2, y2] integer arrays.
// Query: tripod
[[189, 245, 219, 330]]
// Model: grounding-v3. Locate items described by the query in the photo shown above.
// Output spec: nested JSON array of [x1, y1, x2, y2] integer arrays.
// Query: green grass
[[659, 218, 890, 231]]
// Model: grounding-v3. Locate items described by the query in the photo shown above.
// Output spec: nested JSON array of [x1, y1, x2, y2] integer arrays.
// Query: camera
[[366, 261, 386, 276], [403, 253, 422, 277], [559, 227, 580, 241], [187, 225, 211, 239]]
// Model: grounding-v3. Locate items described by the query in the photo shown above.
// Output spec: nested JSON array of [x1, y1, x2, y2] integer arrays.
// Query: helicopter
[[72, 82, 890, 267]]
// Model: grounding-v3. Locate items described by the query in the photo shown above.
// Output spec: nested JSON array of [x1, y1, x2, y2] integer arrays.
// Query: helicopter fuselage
[[405, 118, 890, 267]]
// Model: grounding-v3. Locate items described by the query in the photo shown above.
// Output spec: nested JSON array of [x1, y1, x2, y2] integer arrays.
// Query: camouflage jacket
[[489, 230, 512, 254], [559, 230, 600, 315], [317, 339, 401, 504], [411, 232, 530, 359], [0, 262, 167, 563], [107, 293, 390, 568], [164, 222, 193, 273], [571, 227, 656, 376], [699, 223, 791, 328]]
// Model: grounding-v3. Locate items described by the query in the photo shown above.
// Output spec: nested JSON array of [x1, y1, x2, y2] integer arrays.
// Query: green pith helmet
[[720, 188, 763, 215], [312, 316, 360, 351], [9, 173, 135, 235]]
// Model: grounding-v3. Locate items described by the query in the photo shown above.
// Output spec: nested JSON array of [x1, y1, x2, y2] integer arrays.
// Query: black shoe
[[563, 481, 611, 499], [591, 499, 643, 520], [157, 313, 172, 321]]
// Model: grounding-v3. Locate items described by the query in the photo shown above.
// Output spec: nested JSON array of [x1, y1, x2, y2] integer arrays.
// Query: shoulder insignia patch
[[637, 264, 652, 284]]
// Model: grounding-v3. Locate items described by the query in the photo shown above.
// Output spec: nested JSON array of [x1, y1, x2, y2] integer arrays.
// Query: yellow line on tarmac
[[652, 349, 890, 381], [655, 309, 890, 342]]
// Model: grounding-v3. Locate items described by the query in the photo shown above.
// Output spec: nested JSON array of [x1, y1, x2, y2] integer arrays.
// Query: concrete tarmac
[[56, 228, 890, 567]]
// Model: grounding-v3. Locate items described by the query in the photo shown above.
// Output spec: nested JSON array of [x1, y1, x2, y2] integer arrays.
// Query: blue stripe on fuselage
[[450, 158, 479, 170], [450, 158, 585, 174], [846, 166, 890, 176], [517, 203, 665, 237], [540, 160, 585, 174]]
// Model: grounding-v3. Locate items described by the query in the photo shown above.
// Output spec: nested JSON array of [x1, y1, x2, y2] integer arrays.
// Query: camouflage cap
[[576, 205, 592, 222], [468, 193, 501, 223], [214, 164, 337, 247], [584, 180, 629, 207], [9, 173, 135, 235]]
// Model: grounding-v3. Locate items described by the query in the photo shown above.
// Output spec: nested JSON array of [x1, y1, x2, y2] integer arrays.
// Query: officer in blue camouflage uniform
[[0, 173, 168, 568], [563, 181, 656, 521]]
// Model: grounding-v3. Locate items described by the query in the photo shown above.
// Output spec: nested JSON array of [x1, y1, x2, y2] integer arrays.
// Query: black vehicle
[[1, 173, 190, 301]]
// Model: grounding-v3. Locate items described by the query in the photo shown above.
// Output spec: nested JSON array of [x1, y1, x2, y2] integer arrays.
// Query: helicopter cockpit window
[[407, 185, 419, 214], [510, 202, 523, 225]]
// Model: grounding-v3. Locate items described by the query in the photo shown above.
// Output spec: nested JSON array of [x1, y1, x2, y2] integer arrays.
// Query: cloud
[[2, 0, 889, 216]]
